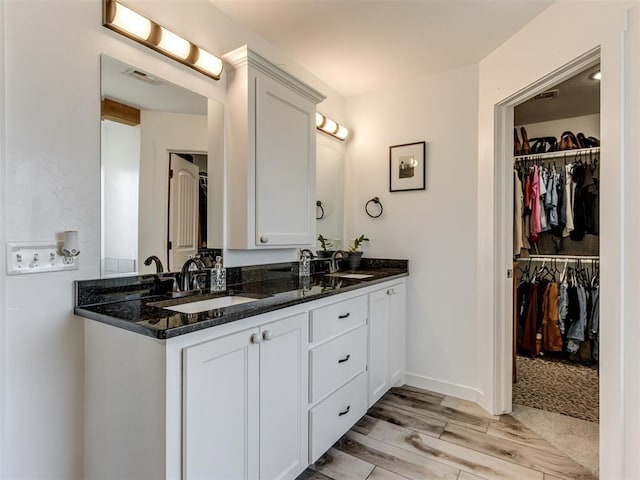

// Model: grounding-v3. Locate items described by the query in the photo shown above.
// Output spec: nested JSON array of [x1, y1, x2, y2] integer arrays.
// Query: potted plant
[[346, 234, 369, 270], [316, 234, 335, 258]]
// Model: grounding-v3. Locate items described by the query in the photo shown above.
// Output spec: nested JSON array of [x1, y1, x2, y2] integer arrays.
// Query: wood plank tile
[[310, 448, 375, 480], [440, 423, 596, 480], [335, 430, 460, 480], [296, 468, 334, 480], [458, 472, 489, 480], [544, 476, 564, 480], [367, 466, 412, 480], [367, 403, 446, 437], [487, 419, 558, 454], [380, 391, 490, 433], [367, 418, 543, 480], [440, 396, 501, 421], [392, 385, 445, 403], [353, 414, 378, 436]]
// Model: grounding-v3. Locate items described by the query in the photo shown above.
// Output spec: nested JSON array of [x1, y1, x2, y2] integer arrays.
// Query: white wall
[[344, 63, 479, 400], [476, 3, 634, 478], [101, 120, 140, 273], [138, 110, 207, 273], [0, 1, 345, 478]]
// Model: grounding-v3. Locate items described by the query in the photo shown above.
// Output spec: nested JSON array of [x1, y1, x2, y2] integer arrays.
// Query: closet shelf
[[514, 146, 600, 162]]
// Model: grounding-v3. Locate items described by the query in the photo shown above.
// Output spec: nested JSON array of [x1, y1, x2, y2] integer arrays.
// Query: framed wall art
[[389, 141, 426, 192]]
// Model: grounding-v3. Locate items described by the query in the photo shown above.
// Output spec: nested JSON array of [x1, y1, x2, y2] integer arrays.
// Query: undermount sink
[[163, 296, 258, 314], [326, 273, 375, 279]]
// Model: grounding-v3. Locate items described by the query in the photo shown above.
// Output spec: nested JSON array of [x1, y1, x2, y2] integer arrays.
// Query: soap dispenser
[[299, 249, 314, 277], [211, 256, 226, 292]]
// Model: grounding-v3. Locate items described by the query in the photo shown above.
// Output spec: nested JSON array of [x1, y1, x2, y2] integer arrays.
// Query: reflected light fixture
[[103, 0, 223, 80], [316, 112, 349, 141], [590, 70, 601, 81]]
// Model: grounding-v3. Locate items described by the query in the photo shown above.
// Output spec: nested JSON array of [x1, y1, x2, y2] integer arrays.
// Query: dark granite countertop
[[75, 259, 408, 339]]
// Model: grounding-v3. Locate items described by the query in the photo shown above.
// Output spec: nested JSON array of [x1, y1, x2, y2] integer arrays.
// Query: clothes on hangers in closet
[[513, 156, 599, 249], [515, 261, 600, 364]]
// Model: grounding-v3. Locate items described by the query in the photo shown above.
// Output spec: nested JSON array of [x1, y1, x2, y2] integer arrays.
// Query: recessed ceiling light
[[590, 71, 601, 81]]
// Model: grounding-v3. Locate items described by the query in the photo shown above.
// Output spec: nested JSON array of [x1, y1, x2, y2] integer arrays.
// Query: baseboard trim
[[404, 372, 484, 404]]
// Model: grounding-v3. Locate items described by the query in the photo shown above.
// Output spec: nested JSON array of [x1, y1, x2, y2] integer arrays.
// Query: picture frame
[[389, 141, 426, 192]]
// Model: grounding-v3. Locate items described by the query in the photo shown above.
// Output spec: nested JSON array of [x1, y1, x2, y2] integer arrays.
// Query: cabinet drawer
[[310, 326, 366, 403], [309, 372, 368, 463], [310, 295, 367, 343]]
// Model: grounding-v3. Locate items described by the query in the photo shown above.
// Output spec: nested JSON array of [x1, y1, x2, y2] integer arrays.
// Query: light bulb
[[322, 118, 337, 134], [111, 1, 152, 40], [195, 48, 223, 78], [158, 27, 191, 59], [335, 125, 349, 140], [316, 113, 325, 128]]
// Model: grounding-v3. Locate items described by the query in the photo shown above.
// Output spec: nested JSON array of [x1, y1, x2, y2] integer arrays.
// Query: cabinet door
[[259, 313, 309, 480], [368, 288, 390, 406], [254, 73, 315, 247], [388, 283, 407, 387], [183, 328, 260, 480]]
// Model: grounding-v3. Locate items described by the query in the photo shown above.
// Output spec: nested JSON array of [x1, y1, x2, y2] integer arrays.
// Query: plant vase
[[316, 250, 335, 259], [346, 251, 363, 270]]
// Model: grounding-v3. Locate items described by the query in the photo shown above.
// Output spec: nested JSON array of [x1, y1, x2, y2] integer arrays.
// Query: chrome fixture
[[180, 257, 206, 291], [329, 250, 348, 274], [143, 255, 164, 273]]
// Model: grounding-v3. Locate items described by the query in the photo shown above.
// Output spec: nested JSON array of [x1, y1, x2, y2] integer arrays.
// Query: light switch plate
[[6, 241, 80, 275]]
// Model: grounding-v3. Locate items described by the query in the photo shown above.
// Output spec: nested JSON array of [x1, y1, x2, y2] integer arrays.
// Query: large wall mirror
[[315, 135, 345, 251], [101, 55, 223, 276]]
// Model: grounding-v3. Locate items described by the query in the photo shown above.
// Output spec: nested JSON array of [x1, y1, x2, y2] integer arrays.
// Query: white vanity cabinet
[[368, 282, 407, 406], [82, 277, 407, 480], [183, 312, 308, 480], [223, 46, 326, 249]]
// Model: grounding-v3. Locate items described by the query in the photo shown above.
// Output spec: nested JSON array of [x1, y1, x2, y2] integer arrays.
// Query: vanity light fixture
[[590, 70, 601, 81], [316, 112, 349, 141], [102, 0, 223, 80]]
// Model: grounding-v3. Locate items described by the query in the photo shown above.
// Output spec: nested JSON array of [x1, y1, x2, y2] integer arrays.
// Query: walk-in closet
[[511, 64, 600, 474]]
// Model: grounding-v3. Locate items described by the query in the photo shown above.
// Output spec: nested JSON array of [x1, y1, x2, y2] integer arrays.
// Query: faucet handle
[[300, 248, 315, 259]]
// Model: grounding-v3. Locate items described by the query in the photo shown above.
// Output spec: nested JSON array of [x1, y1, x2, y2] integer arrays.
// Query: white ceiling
[[210, 0, 553, 98]]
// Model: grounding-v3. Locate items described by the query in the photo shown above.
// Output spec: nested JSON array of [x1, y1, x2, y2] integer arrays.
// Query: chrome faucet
[[180, 257, 206, 291], [143, 255, 164, 273], [329, 250, 347, 274]]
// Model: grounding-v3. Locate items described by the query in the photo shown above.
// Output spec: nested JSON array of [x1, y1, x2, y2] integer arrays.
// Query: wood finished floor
[[299, 386, 597, 480]]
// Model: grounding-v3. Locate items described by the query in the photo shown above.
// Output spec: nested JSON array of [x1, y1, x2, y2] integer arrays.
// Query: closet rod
[[516, 255, 599, 261], [514, 146, 600, 162]]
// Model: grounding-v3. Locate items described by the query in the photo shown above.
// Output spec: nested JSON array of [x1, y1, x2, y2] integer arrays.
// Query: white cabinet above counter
[[223, 46, 326, 249]]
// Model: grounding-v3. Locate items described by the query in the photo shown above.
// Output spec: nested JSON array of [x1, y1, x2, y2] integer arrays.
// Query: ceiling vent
[[124, 69, 162, 86], [531, 89, 559, 102]]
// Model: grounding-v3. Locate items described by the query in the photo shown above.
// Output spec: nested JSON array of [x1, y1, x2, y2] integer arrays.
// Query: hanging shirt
[[557, 279, 569, 334], [530, 166, 541, 242], [545, 166, 559, 227], [539, 167, 549, 232], [567, 285, 587, 353], [513, 170, 530, 254], [563, 164, 575, 238]]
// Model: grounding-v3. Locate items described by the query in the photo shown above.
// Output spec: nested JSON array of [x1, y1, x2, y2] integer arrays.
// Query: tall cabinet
[[223, 46, 326, 249]]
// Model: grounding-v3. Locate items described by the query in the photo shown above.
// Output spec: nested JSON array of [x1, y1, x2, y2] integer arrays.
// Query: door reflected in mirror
[[101, 55, 221, 276]]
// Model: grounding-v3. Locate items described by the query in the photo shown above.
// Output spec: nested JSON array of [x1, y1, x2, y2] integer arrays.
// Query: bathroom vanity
[[76, 261, 407, 480]]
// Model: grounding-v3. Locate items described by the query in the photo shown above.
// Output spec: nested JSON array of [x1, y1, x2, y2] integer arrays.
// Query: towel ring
[[365, 197, 383, 218], [316, 200, 325, 220]]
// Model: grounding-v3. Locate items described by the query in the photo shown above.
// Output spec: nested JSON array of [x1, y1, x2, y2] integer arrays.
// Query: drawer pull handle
[[250, 333, 262, 344], [338, 354, 351, 364], [338, 313, 351, 319], [338, 406, 351, 417]]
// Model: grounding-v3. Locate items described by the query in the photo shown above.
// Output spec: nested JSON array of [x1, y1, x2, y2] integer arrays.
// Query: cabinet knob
[[387, 288, 396, 295], [250, 333, 262, 344], [338, 405, 351, 417], [260, 235, 269, 244], [262, 330, 273, 342]]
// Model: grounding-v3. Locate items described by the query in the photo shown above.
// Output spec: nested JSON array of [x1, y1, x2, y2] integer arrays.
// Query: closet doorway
[[494, 49, 602, 477]]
